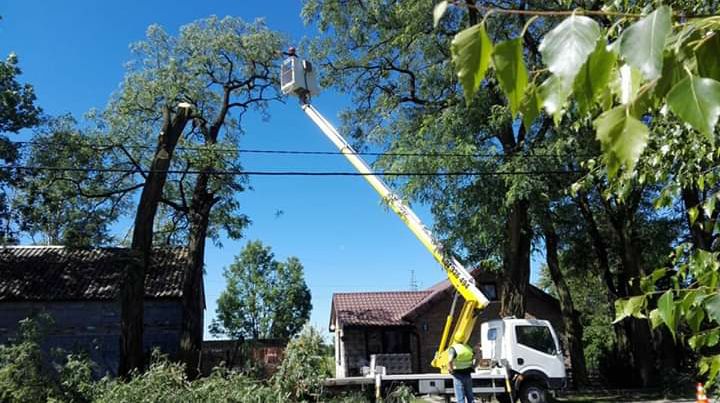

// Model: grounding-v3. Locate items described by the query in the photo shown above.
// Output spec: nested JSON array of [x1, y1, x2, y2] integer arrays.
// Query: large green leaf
[[573, 39, 618, 114], [657, 290, 677, 339], [666, 75, 720, 137], [649, 309, 663, 329], [687, 307, 706, 333], [538, 75, 572, 124], [705, 293, 720, 323], [614, 295, 647, 323], [696, 33, 720, 82], [451, 23, 493, 105], [492, 38, 528, 117], [640, 268, 667, 293], [655, 53, 683, 99], [519, 84, 540, 129], [594, 106, 649, 177], [619, 6, 672, 80], [539, 14, 601, 82]]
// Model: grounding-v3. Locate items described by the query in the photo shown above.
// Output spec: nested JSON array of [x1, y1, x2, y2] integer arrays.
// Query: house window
[[383, 330, 410, 354], [480, 283, 498, 301], [367, 331, 383, 355]]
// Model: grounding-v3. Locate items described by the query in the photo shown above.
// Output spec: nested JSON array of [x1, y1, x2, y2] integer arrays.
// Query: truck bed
[[325, 369, 508, 396]]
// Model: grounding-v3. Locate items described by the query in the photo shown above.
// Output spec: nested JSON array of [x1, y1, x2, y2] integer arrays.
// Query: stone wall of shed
[[0, 299, 184, 376]]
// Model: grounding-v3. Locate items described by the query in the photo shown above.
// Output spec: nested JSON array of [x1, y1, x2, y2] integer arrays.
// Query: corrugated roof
[[0, 246, 189, 301], [331, 291, 431, 327]]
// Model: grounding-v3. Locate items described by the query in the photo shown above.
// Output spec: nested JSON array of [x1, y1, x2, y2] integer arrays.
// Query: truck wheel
[[518, 381, 547, 403]]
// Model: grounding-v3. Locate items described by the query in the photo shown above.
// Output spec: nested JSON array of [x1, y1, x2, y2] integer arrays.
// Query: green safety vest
[[451, 343, 474, 370]]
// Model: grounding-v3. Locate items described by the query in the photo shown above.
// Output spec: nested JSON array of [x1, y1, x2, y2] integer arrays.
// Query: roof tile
[[332, 291, 431, 327], [0, 246, 189, 301]]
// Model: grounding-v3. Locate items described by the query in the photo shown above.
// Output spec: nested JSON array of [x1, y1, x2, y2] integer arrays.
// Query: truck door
[[508, 321, 565, 380]]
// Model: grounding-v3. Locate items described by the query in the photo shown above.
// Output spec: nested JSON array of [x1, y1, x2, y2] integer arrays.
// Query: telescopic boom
[[280, 53, 489, 371]]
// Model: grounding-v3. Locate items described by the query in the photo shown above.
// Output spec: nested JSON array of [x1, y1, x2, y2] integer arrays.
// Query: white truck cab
[[482, 319, 567, 401]]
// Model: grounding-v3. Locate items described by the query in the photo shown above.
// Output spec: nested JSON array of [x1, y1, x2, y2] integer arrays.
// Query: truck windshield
[[515, 325, 556, 355]]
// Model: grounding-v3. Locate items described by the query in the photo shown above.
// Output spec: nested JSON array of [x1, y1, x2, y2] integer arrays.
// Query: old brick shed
[[0, 246, 203, 376], [329, 270, 564, 377]]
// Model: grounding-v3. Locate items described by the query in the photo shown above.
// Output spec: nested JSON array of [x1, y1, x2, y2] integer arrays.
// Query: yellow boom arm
[[301, 102, 489, 372]]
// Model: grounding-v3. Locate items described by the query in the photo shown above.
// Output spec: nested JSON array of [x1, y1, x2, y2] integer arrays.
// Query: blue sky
[[1, 0, 541, 340]]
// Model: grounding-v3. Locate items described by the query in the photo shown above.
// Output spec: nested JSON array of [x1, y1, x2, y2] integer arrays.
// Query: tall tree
[[152, 17, 284, 377], [96, 18, 284, 375], [14, 116, 135, 247], [302, 0, 549, 317], [0, 51, 41, 241], [211, 240, 312, 342]]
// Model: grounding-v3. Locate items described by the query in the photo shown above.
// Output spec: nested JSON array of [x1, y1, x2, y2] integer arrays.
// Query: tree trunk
[[178, 87, 232, 378], [542, 216, 588, 388], [179, 172, 215, 379], [575, 192, 632, 365], [574, 193, 617, 303], [682, 187, 714, 251], [500, 199, 532, 317], [119, 106, 191, 377], [613, 211, 656, 387]]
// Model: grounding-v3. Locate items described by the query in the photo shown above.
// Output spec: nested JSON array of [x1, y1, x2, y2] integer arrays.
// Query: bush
[[94, 352, 282, 403], [0, 316, 96, 403], [385, 385, 415, 403], [0, 319, 339, 403], [272, 324, 332, 402]]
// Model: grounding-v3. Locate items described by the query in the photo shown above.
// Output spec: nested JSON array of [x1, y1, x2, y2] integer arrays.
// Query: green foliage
[[451, 23, 492, 105], [666, 75, 720, 138], [384, 385, 415, 403], [14, 116, 131, 246], [0, 49, 41, 243], [0, 52, 41, 134], [0, 316, 96, 403], [594, 106, 649, 177], [491, 38, 527, 118], [272, 325, 331, 402], [93, 353, 281, 403], [618, 6, 672, 81], [0, 319, 337, 403], [305, 0, 717, 386], [573, 39, 617, 115], [539, 15, 600, 83], [445, 4, 720, 178], [211, 241, 312, 341]]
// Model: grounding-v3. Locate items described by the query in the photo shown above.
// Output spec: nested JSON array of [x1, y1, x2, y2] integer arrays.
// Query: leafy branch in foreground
[[442, 3, 720, 179]]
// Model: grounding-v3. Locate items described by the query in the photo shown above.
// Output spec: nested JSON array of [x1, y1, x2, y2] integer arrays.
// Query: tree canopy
[[211, 240, 312, 341], [303, 0, 720, 387]]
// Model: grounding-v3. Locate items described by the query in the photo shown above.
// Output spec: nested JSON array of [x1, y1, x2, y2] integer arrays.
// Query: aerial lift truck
[[280, 50, 566, 403]]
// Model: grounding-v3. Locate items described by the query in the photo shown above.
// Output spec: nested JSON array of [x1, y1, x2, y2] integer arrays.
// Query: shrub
[[0, 315, 97, 403], [385, 385, 415, 403], [0, 318, 53, 403], [272, 324, 332, 402]]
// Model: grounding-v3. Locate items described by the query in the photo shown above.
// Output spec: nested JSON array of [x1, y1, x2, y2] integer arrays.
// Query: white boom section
[[301, 103, 489, 307]]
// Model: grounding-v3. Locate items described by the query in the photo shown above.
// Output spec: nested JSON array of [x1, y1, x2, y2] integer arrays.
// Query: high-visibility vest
[[451, 343, 474, 370]]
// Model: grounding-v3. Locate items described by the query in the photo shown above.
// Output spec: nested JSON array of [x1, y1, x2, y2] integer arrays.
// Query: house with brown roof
[[0, 246, 203, 376], [329, 269, 564, 377]]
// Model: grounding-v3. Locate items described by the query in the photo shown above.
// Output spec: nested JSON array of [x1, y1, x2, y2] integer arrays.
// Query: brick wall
[[0, 299, 184, 376]]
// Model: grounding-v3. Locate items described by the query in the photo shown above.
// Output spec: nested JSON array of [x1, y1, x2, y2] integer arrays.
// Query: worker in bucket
[[448, 342, 475, 403]]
